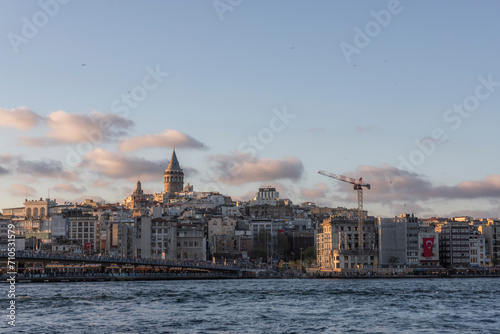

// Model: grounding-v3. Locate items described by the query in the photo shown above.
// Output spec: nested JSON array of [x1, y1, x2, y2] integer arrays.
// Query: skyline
[[1, 1, 500, 217]]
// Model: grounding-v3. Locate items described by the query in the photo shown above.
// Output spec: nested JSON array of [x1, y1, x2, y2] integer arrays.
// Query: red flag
[[423, 237, 434, 257], [84, 242, 92, 250]]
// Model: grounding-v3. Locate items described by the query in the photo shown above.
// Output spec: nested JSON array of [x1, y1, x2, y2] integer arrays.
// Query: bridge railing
[[0, 250, 240, 271]]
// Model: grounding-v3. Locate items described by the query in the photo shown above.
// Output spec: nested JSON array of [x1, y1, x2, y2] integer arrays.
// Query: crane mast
[[318, 170, 371, 251]]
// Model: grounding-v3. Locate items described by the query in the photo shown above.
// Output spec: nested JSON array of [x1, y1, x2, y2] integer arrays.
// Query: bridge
[[0, 250, 241, 274]]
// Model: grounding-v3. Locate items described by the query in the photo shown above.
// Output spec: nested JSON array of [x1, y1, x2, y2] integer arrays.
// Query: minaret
[[134, 180, 143, 196], [164, 146, 184, 196]]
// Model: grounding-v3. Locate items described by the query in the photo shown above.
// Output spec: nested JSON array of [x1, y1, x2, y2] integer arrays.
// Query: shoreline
[[3, 273, 500, 283]]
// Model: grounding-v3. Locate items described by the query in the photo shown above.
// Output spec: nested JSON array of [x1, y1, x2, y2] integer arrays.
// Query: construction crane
[[318, 170, 371, 251]]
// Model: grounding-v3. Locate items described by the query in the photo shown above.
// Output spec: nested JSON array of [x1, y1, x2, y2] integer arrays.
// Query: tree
[[492, 257, 500, 267], [303, 246, 316, 261]]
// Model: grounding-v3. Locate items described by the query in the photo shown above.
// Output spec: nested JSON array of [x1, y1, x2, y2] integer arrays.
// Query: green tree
[[492, 257, 500, 267], [303, 246, 316, 261]]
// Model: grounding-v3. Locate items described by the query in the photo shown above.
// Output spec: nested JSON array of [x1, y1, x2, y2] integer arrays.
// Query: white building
[[469, 233, 486, 267], [249, 186, 280, 206], [67, 211, 98, 251], [317, 215, 378, 272]]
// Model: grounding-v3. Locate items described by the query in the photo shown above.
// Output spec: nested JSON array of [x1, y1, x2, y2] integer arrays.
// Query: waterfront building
[[377, 217, 408, 267], [317, 213, 378, 272], [479, 219, 500, 262], [438, 221, 471, 268], [469, 233, 486, 267], [376, 213, 420, 267], [418, 231, 440, 267]]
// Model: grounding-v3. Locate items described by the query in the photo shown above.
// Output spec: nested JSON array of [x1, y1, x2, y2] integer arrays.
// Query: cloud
[[300, 182, 329, 199], [80, 148, 168, 181], [0, 107, 43, 130], [15, 158, 79, 181], [0, 155, 79, 181], [8, 184, 36, 197], [119, 129, 206, 152], [446, 208, 500, 219], [0, 165, 9, 175], [0, 154, 15, 164], [52, 183, 87, 194], [356, 125, 378, 133], [334, 165, 500, 205], [207, 152, 304, 185], [20, 110, 134, 146], [183, 167, 199, 178]]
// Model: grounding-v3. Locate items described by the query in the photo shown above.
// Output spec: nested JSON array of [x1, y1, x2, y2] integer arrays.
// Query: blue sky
[[1, 0, 500, 218]]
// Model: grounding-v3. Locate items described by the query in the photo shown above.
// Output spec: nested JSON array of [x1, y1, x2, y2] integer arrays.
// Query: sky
[[1, 0, 500, 218]]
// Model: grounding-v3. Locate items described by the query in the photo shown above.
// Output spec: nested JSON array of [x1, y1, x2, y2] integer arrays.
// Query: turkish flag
[[84, 242, 92, 250], [423, 237, 434, 257]]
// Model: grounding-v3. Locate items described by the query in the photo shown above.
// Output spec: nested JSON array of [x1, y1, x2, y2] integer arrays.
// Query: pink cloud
[[52, 183, 87, 194], [300, 182, 329, 199], [119, 129, 206, 152], [80, 148, 167, 181], [20, 110, 133, 146], [207, 152, 304, 185], [0, 107, 43, 131], [325, 165, 500, 215]]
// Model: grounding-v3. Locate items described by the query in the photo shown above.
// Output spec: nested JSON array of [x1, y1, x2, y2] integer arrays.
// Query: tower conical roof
[[166, 147, 181, 171]]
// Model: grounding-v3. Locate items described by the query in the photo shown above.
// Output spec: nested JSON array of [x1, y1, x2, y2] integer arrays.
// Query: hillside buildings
[[1, 147, 498, 273]]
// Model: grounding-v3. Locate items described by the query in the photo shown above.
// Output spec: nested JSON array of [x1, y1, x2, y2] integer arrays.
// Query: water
[[2, 278, 499, 333]]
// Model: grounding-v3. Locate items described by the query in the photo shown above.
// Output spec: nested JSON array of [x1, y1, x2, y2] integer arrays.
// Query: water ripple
[[2, 278, 499, 333]]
